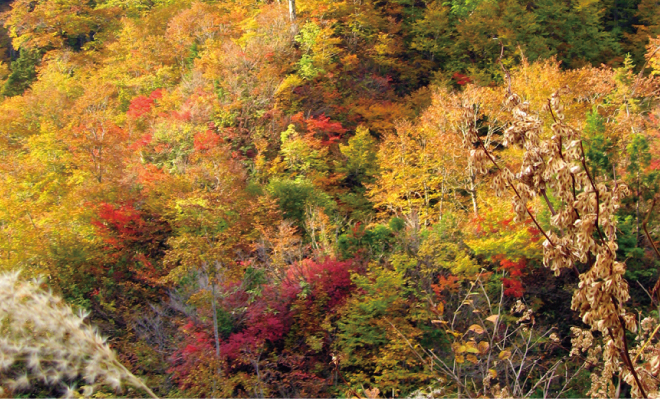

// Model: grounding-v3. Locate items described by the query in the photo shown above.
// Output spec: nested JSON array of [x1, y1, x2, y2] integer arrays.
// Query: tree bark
[[288, 0, 296, 21]]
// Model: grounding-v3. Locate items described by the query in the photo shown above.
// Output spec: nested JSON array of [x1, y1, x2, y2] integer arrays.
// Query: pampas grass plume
[[0, 270, 158, 398]]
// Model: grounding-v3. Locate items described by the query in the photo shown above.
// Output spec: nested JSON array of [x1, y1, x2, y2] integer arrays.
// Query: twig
[[644, 195, 660, 302], [636, 280, 654, 303], [477, 141, 556, 247], [384, 318, 427, 366], [113, 358, 160, 399], [643, 196, 660, 259], [579, 141, 610, 250], [632, 322, 660, 364], [495, 39, 512, 97], [541, 189, 557, 216], [607, 299, 648, 399], [552, 117, 579, 218], [547, 99, 557, 123], [630, 44, 660, 99]]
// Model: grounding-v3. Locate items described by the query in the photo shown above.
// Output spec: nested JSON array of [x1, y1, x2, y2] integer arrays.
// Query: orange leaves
[[193, 130, 221, 152], [165, 2, 231, 53], [351, 98, 410, 134], [432, 275, 460, 301], [133, 163, 167, 189], [4, 0, 116, 50]]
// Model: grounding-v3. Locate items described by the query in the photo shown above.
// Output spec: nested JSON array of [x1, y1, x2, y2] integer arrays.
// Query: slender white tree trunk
[[288, 0, 296, 21]]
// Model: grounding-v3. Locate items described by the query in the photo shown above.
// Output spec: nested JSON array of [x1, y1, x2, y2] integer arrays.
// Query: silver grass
[[0, 270, 158, 398]]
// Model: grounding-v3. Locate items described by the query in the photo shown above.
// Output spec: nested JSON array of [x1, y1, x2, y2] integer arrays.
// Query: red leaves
[[170, 258, 354, 393], [127, 89, 163, 119], [219, 332, 260, 360], [93, 202, 144, 245], [149, 88, 164, 100], [182, 344, 200, 355], [502, 278, 524, 298], [651, 159, 660, 171], [283, 259, 353, 308], [291, 112, 346, 145], [452, 72, 472, 85], [92, 202, 170, 285], [130, 133, 153, 150], [527, 226, 541, 242], [127, 97, 153, 119], [304, 114, 346, 135], [495, 256, 527, 298]]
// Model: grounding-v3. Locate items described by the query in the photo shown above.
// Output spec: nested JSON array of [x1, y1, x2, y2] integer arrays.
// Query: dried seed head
[[0, 271, 156, 398]]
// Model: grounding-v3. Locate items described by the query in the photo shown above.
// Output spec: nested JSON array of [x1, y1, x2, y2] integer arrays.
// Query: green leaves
[[2, 49, 40, 97], [267, 178, 334, 227], [627, 133, 652, 175], [338, 125, 379, 187]]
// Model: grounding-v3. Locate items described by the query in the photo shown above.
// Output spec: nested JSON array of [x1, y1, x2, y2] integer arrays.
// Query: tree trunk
[[469, 168, 478, 218], [637, 170, 640, 245], [288, 0, 296, 21], [210, 272, 221, 397]]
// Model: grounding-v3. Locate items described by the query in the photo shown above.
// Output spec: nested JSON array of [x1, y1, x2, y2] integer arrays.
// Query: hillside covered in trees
[[1, 0, 660, 397]]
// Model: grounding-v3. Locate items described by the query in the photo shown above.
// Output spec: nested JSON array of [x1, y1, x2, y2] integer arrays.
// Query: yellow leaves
[[341, 54, 359, 72], [305, 335, 324, 352], [337, 125, 379, 184], [369, 107, 463, 223], [275, 74, 304, 100], [305, 205, 335, 257], [446, 330, 462, 338], [464, 196, 542, 262], [453, 342, 467, 354], [0, 61, 9, 82], [498, 350, 512, 360], [165, 2, 226, 52], [5, 0, 108, 51], [233, 15, 262, 50], [278, 124, 330, 178], [419, 237, 480, 277], [574, 0, 599, 11], [468, 324, 485, 334], [648, 37, 660, 76], [452, 337, 491, 366], [294, 21, 342, 78], [465, 341, 480, 354], [372, 33, 402, 69], [486, 314, 499, 324], [364, 387, 380, 399]]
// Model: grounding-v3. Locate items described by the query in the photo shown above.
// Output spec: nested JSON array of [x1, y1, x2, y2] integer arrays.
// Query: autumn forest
[[1, 0, 660, 397]]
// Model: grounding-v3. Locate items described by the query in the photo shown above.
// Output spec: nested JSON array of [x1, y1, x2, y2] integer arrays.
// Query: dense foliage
[[1, 0, 660, 397]]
